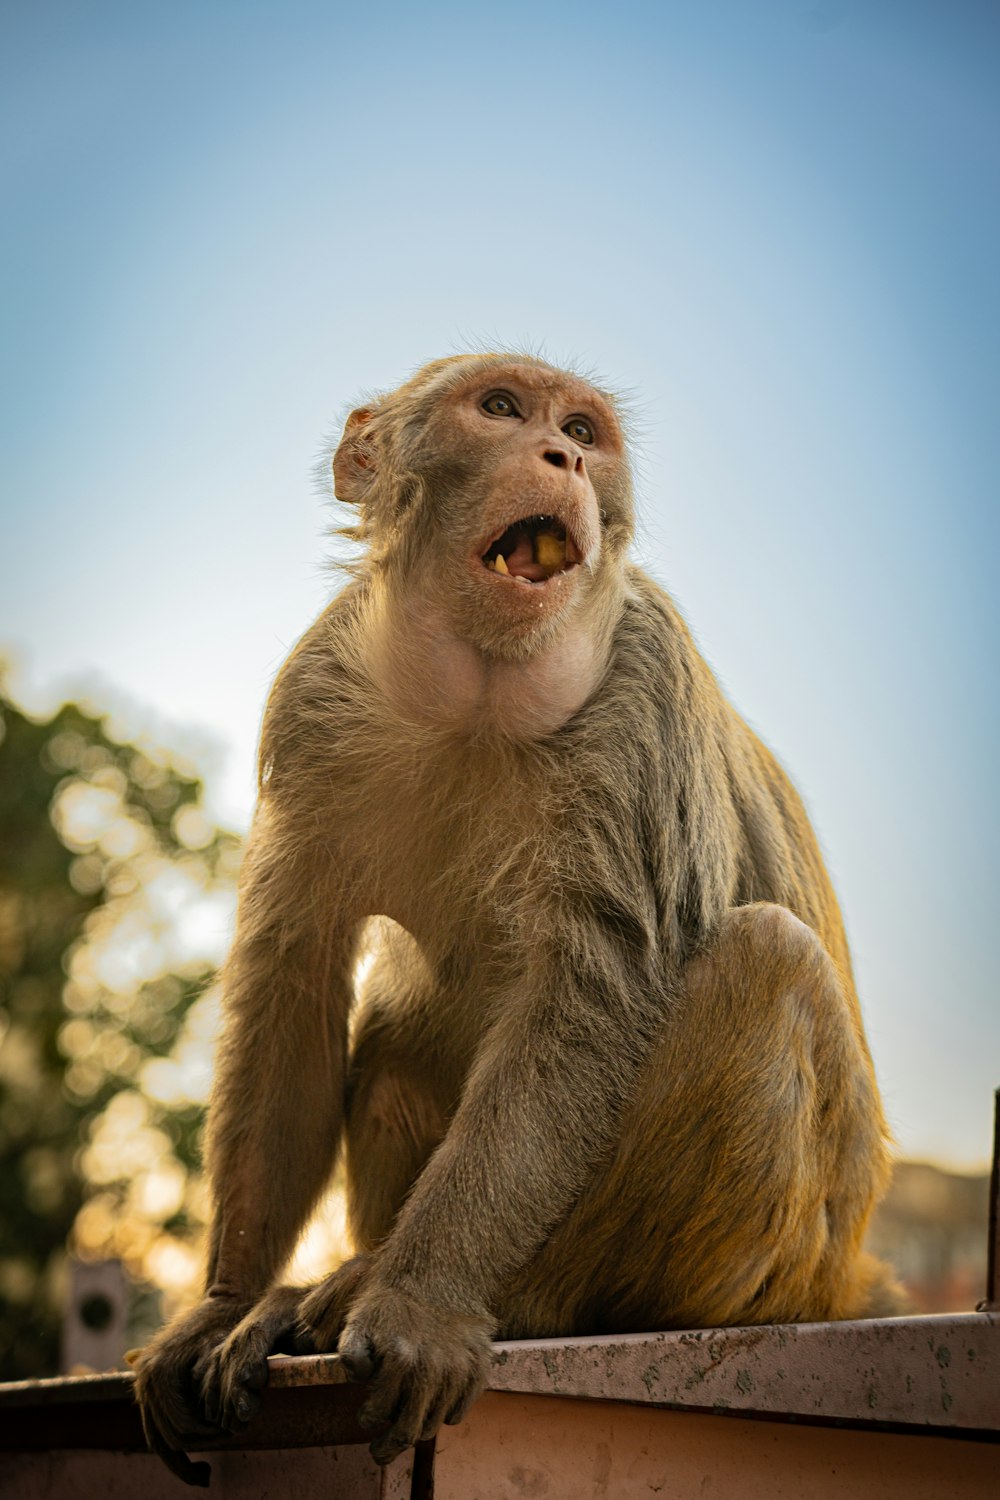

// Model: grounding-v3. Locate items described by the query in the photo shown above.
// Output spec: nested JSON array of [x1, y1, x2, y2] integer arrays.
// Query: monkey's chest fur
[[331, 714, 574, 966], [293, 586, 616, 975]]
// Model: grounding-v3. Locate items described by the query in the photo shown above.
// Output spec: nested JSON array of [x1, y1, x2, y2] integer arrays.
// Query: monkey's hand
[[296, 1252, 373, 1350], [133, 1293, 250, 1487], [335, 1283, 493, 1464], [198, 1283, 315, 1439]]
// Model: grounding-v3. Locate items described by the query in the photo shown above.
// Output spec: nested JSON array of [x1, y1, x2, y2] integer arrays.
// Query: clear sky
[[1, 0, 997, 1168]]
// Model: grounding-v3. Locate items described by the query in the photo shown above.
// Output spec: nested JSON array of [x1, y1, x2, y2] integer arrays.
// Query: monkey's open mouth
[[481, 515, 580, 584]]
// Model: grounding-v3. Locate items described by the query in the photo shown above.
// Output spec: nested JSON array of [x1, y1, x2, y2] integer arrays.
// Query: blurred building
[[867, 1161, 990, 1314]]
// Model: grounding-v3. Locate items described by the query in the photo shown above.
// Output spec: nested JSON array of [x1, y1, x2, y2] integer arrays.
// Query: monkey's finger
[[229, 1381, 265, 1428], [202, 1393, 222, 1430], [239, 1352, 271, 1395], [223, 1341, 271, 1428], [142, 1406, 212, 1489], [149, 1412, 219, 1459], [443, 1378, 480, 1428], [199, 1358, 235, 1432], [158, 1444, 211, 1489], [357, 1363, 407, 1433], [241, 1285, 307, 1354], [302, 1263, 373, 1350], [338, 1329, 377, 1383], [191, 1366, 229, 1434], [419, 1379, 464, 1442], [370, 1428, 415, 1467], [198, 1365, 221, 1429], [141, 1379, 218, 1450], [141, 1381, 220, 1478], [368, 1375, 441, 1463]]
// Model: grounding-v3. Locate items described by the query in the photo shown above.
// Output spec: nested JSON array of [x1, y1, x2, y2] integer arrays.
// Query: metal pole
[[983, 1087, 999, 1311]]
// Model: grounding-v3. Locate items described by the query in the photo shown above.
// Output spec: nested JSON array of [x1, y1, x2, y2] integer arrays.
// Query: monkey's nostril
[[542, 450, 568, 469]]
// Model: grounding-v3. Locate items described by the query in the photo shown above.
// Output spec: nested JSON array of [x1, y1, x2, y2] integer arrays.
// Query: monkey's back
[[615, 568, 858, 1002]]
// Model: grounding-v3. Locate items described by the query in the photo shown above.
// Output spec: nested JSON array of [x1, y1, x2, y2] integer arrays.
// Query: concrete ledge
[[261, 1310, 1000, 1432], [484, 1311, 1000, 1431], [2, 1311, 996, 1448]]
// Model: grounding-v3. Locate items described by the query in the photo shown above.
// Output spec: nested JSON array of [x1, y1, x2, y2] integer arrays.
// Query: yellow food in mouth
[[534, 531, 566, 572]]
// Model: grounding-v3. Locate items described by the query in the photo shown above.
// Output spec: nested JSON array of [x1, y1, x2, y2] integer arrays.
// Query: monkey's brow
[[459, 367, 615, 416]]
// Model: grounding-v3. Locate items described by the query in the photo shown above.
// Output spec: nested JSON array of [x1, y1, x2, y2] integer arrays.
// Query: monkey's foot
[[337, 1283, 493, 1465]]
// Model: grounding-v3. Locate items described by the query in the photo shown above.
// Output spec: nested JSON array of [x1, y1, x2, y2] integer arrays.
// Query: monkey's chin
[[459, 562, 587, 660]]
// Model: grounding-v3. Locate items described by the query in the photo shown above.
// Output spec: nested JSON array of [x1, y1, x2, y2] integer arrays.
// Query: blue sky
[[1, 0, 997, 1167]]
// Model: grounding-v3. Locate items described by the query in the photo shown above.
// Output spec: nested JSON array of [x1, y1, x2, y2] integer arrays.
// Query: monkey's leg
[[500, 902, 900, 1338], [345, 1005, 451, 1251], [298, 958, 452, 1350]]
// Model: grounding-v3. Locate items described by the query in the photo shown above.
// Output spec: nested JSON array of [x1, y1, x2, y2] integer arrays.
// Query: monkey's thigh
[[500, 903, 890, 1337], [344, 991, 451, 1253]]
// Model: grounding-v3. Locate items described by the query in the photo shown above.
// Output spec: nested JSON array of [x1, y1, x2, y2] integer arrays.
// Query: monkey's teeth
[[494, 554, 509, 575]]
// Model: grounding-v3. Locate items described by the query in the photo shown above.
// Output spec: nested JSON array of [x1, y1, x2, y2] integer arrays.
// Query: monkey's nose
[[542, 447, 585, 474]]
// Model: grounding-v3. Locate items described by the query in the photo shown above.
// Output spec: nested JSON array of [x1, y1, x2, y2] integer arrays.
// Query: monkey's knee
[[685, 902, 838, 1024], [716, 901, 823, 966]]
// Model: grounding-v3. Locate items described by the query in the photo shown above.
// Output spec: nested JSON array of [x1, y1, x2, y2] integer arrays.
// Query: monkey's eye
[[481, 391, 520, 418], [563, 416, 595, 445]]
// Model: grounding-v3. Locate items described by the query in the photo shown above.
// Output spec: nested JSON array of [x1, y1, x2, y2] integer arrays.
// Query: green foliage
[[0, 682, 239, 1380]]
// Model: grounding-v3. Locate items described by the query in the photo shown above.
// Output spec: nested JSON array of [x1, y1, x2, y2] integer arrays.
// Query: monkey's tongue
[[503, 534, 548, 581]]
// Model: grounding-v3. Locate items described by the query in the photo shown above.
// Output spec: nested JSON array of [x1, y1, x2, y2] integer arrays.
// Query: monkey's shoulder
[[598, 569, 803, 817], [595, 566, 725, 724], [257, 585, 371, 777]]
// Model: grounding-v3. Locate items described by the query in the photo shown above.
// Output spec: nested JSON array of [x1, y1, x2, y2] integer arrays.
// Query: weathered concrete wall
[[1, 1312, 997, 1498], [436, 1392, 1000, 1500]]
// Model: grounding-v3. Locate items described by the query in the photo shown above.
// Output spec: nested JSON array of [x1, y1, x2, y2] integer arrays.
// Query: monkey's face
[[335, 357, 634, 659]]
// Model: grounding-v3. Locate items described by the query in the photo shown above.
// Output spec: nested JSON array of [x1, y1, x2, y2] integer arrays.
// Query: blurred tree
[[0, 677, 240, 1380]]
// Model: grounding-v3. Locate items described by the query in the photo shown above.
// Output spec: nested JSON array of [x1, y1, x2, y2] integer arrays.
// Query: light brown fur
[[134, 354, 900, 1484]]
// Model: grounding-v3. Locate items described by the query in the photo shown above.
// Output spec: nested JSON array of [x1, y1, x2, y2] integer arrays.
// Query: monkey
[[133, 353, 902, 1486]]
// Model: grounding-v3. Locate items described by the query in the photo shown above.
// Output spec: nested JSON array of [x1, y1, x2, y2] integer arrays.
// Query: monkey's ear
[[333, 407, 377, 504]]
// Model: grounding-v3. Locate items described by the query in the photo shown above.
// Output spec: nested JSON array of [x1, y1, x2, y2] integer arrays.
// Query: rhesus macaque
[[135, 354, 901, 1485]]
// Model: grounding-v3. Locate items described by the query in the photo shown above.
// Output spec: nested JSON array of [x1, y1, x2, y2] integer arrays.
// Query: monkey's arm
[[133, 806, 359, 1485], [334, 910, 668, 1463], [203, 829, 358, 1301]]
